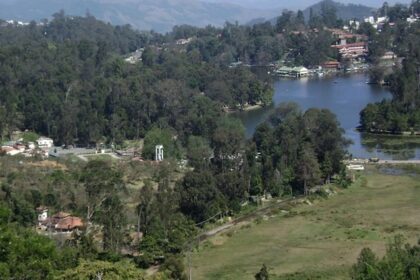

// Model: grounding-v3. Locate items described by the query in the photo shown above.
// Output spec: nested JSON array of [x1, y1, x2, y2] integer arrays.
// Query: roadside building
[[38, 211, 84, 233]]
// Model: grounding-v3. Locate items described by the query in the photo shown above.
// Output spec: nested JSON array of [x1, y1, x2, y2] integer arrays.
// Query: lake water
[[238, 73, 420, 160]]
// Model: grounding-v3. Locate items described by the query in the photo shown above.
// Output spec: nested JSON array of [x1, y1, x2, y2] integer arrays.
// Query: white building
[[364, 16, 375, 24], [377, 17, 387, 23], [36, 207, 48, 226], [349, 20, 360, 30], [37, 137, 54, 148]]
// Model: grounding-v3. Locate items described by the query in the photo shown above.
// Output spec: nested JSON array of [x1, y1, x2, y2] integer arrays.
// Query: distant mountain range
[[203, 0, 409, 10], [0, 0, 282, 32], [248, 0, 375, 26], [0, 0, 400, 33]]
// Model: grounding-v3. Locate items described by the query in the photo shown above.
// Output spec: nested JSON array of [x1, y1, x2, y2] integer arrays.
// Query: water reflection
[[238, 73, 420, 160]]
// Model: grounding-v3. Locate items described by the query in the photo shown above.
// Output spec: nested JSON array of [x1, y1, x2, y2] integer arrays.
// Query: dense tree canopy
[[252, 103, 349, 196], [360, 20, 420, 134], [352, 236, 420, 280]]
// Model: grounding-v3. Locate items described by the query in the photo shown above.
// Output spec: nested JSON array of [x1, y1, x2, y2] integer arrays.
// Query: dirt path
[[189, 197, 297, 245]]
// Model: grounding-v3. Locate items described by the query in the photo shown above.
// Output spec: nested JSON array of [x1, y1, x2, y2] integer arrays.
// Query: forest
[[1, 1, 418, 279], [359, 2, 420, 134]]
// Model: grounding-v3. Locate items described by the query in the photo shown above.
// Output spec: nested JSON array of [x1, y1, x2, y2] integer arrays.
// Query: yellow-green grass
[[190, 169, 420, 280]]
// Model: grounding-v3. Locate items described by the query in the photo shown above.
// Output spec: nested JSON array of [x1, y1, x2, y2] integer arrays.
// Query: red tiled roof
[[55, 216, 84, 230]]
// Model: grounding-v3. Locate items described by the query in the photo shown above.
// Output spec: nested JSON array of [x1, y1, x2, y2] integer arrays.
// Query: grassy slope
[[190, 168, 420, 279]]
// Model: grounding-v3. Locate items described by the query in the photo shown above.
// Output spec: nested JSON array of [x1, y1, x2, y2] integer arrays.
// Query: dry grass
[[190, 168, 420, 279]]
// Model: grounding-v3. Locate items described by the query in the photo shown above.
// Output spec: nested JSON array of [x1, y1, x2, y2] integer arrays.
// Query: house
[[124, 48, 144, 64], [293, 66, 309, 77], [275, 66, 308, 78], [349, 20, 360, 30], [39, 211, 84, 232], [36, 137, 54, 148], [321, 61, 341, 70], [55, 216, 84, 232], [332, 42, 368, 59], [176, 37, 194, 45], [407, 15, 419, 24], [380, 51, 397, 60]]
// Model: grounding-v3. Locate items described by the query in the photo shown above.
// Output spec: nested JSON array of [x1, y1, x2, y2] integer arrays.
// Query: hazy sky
[[203, 0, 411, 9]]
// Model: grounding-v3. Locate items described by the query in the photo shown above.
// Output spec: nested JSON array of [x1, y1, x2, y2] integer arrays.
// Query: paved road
[[376, 160, 420, 164]]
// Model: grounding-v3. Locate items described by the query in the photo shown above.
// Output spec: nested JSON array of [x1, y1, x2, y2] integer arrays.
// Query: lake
[[238, 73, 420, 160]]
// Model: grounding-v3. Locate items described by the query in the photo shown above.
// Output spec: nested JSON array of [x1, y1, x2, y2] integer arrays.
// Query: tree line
[[359, 5, 420, 134], [0, 12, 272, 147]]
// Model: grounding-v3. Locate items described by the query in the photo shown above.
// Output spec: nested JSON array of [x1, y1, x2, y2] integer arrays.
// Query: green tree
[[177, 170, 226, 223], [98, 195, 126, 252], [298, 143, 322, 195], [57, 260, 144, 280], [186, 135, 212, 170], [79, 160, 124, 230]]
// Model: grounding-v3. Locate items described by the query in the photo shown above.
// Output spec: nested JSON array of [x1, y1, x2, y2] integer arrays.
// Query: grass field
[[190, 167, 420, 279]]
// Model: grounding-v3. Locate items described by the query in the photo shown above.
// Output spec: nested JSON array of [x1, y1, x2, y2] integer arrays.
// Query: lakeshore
[[238, 73, 420, 160]]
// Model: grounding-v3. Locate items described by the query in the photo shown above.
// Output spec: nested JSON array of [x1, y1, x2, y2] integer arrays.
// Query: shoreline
[[225, 103, 266, 113], [356, 128, 420, 137]]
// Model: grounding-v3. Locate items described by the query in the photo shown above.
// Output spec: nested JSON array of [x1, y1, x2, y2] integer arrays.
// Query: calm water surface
[[239, 73, 420, 160]]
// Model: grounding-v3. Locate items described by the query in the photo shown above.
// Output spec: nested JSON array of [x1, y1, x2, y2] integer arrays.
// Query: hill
[[0, 0, 282, 32], [204, 0, 409, 10], [249, 0, 375, 26], [303, 0, 375, 20]]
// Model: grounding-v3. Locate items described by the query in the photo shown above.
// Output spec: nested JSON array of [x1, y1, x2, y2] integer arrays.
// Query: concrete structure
[[36, 137, 54, 148], [155, 145, 164, 161]]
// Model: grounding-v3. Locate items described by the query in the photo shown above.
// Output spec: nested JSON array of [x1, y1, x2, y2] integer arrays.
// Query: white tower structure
[[155, 145, 164, 161]]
